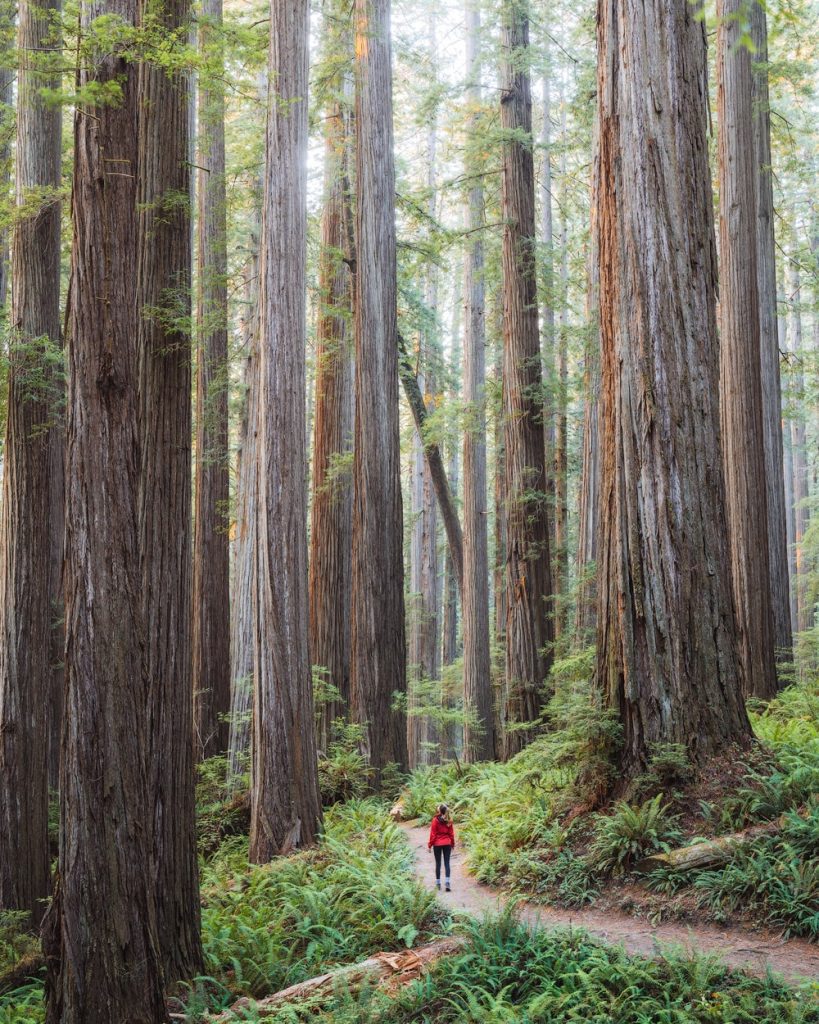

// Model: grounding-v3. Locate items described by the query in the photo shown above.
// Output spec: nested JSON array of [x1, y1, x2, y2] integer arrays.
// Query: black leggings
[[433, 844, 452, 879]]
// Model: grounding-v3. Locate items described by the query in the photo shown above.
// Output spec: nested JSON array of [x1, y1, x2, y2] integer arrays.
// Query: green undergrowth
[[1, 800, 444, 1024], [182, 799, 445, 1018], [236, 911, 819, 1024], [400, 665, 819, 938]]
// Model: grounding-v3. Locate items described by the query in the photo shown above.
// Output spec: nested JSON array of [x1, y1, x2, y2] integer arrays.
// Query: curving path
[[400, 821, 819, 987]]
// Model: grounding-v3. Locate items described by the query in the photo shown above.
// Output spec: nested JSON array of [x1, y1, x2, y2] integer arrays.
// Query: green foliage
[[0, 913, 45, 1024], [193, 800, 444, 1014], [318, 719, 374, 806], [255, 913, 819, 1024], [196, 755, 251, 857], [588, 795, 683, 877], [633, 743, 692, 801]]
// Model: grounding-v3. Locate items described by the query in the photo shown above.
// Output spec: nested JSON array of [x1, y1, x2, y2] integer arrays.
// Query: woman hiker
[[428, 803, 455, 892]]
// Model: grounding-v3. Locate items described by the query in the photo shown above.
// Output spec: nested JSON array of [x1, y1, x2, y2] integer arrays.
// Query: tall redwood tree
[[45, 0, 166, 1012], [350, 0, 408, 774], [250, 0, 322, 860], [594, 0, 751, 783]]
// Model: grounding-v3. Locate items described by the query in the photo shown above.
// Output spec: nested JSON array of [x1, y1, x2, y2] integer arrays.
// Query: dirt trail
[[400, 821, 819, 987]]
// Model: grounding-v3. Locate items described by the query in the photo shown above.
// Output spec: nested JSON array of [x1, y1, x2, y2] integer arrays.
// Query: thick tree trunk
[[44, 0, 167, 1013], [575, 125, 600, 642], [0, 4, 12, 310], [310, 39, 354, 753], [193, 0, 231, 761], [0, 0, 62, 927], [251, 0, 322, 860], [350, 0, 408, 775], [717, 0, 778, 700], [461, 0, 494, 764], [499, 0, 553, 760], [137, 0, 203, 982], [594, 0, 752, 784], [228, 234, 260, 786], [788, 258, 811, 634], [750, 1, 791, 663]]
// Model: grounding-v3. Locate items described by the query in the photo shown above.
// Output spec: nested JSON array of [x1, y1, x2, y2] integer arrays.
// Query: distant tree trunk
[[493, 313, 507, 650], [553, 102, 569, 639], [779, 303, 798, 636], [717, 0, 778, 700], [251, 0, 322, 860], [44, 0, 166, 1012], [539, 57, 556, 559], [575, 124, 600, 642], [193, 0, 231, 761], [788, 257, 811, 633], [499, 0, 553, 760], [441, 449, 459, 667], [408, 27, 441, 770], [594, 0, 751, 785], [462, 0, 494, 763], [310, 40, 354, 754], [350, 0, 407, 775], [137, 0, 203, 982], [750, 1, 791, 663], [0, 0, 62, 927], [228, 229, 260, 786]]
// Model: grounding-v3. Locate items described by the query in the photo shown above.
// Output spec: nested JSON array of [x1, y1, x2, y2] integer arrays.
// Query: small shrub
[[589, 794, 682, 876]]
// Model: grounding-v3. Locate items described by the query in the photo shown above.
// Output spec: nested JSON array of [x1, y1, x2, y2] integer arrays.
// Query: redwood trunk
[[788, 258, 811, 634], [500, 0, 554, 760], [137, 0, 203, 981], [575, 125, 601, 642], [193, 0, 231, 760], [44, 0, 166, 1012], [717, 0, 778, 699], [750, 0, 791, 663], [310, 40, 354, 752], [461, 0, 494, 763], [0, 0, 62, 927], [251, 0, 323, 860], [350, 0, 408, 774], [228, 236, 260, 786], [594, 0, 751, 783]]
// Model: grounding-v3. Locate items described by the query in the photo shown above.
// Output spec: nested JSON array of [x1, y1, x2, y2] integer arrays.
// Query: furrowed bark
[[593, 0, 752, 784], [251, 0, 322, 859], [499, 0, 554, 760], [717, 0, 778, 699], [137, 0, 203, 980], [44, 0, 167, 1010]]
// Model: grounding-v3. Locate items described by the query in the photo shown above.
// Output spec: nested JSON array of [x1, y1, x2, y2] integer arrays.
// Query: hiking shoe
[[445, 883, 451, 892], [435, 880, 441, 890]]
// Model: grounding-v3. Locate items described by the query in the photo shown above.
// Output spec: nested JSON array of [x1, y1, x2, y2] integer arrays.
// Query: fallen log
[[636, 809, 804, 874], [389, 795, 408, 821], [211, 936, 466, 1021]]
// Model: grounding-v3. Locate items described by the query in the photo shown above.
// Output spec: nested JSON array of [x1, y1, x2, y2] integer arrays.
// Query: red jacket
[[428, 815, 455, 848]]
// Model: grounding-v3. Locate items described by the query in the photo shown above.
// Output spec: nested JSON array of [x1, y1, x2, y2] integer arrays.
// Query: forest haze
[[0, 0, 818, 1020]]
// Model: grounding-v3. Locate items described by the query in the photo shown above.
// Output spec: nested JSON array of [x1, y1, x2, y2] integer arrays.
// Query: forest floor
[[400, 820, 819, 986]]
